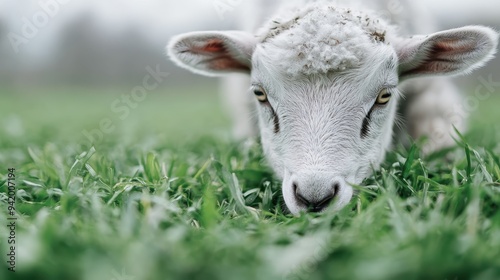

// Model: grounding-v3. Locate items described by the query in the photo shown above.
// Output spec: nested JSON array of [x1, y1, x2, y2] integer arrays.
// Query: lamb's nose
[[293, 182, 340, 213]]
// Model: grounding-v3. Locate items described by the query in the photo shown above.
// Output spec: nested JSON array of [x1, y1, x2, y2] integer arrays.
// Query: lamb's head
[[167, 5, 498, 215]]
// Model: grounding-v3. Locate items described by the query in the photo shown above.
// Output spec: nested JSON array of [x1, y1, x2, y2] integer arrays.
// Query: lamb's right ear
[[167, 31, 257, 77], [396, 26, 499, 80]]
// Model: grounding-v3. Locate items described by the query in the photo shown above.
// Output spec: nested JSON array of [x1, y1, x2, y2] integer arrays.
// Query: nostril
[[333, 182, 340, 197], [293, 182, 311, 207]]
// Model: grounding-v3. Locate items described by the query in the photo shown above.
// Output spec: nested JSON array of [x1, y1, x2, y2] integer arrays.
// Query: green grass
[[1, 87, 500, 280]]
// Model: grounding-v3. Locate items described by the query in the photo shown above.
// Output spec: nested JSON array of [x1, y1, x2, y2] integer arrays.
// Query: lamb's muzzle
[[288, 172, 345, 213]]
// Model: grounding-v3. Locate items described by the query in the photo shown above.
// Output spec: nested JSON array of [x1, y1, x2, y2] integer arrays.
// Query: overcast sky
[[2, 0, 499, 32], [1, 0, 499, 58]]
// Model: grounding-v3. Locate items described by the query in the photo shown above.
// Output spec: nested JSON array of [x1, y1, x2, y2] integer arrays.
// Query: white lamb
[[167, 0, 498, 215]]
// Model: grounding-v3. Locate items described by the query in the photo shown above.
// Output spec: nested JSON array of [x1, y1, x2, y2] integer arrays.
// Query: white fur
[[256, 4, 393, 76], [167, 0, 499, 215]]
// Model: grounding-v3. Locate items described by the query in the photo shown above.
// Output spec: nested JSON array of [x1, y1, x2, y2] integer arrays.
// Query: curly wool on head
[[256, 3, 394, 77]]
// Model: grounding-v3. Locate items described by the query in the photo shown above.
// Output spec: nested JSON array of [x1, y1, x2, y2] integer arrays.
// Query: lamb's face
[[251, 43, 399, 214], [167, 4, 498, 215]]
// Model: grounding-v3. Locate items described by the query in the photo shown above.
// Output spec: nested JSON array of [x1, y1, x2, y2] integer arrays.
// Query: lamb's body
[[168, 0, 498, 214]]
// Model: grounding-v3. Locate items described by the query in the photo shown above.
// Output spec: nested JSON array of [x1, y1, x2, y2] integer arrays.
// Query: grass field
[[1, 86, 500, 280]]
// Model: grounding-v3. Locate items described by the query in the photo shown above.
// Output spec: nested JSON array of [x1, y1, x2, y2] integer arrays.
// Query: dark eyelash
[[360, 107, 374, 139], [361, 87, 395, 138], [253, 83, 279, 134], [272, 109, 280, 134], [261, 101, 280, 134], [265, 104, 280, 134]]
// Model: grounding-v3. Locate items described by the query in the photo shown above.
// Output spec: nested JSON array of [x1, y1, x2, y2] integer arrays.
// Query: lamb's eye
[[376, 88, 392, 105], [253, 86, 268, 103]]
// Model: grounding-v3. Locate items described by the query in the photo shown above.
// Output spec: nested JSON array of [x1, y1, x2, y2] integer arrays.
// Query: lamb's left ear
[[167, 31, 257, 77], [396, 26, 499, 80]]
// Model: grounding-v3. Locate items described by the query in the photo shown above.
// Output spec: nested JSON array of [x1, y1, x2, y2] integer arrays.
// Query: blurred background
[[1, 0, 500, 145]]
